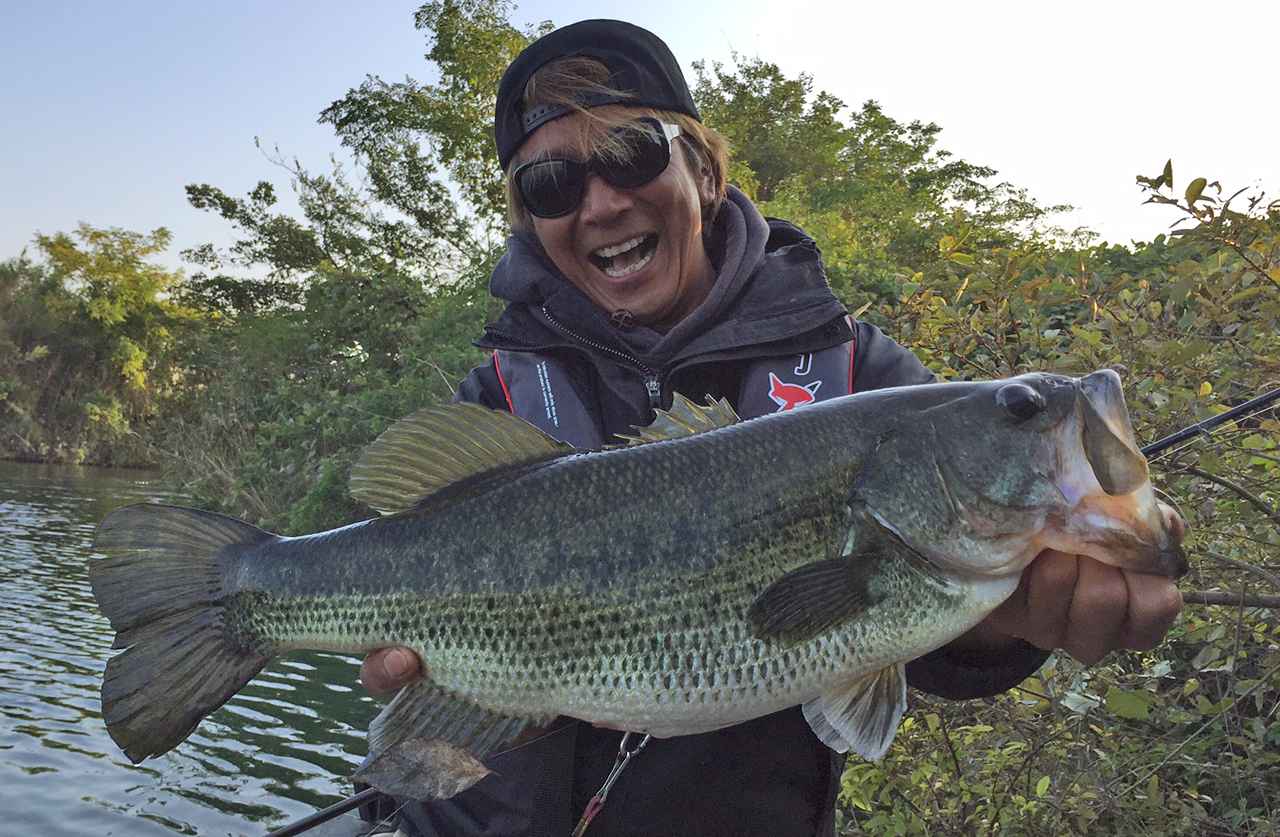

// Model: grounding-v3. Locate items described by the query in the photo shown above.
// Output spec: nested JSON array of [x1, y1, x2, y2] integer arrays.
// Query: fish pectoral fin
[[354, 736, 493, 800], [802, 662, 907, 761], [350, 403, 574, 515], [364, 677, 540, 799], [616, 392, 740, 445], [748, 556, 885, 644]]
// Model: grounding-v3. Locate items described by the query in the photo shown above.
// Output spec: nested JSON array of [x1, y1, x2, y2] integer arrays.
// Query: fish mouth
[[1050, 370, 1188, 578]]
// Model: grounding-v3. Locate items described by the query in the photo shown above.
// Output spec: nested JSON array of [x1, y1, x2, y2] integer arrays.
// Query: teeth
[[604, 247, 654, 278], [594, 235, 646, 259]]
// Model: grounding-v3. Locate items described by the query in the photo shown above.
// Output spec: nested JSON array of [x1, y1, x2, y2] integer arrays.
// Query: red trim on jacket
[[492, 351, 516, 413], [846, 316, 860, 394]]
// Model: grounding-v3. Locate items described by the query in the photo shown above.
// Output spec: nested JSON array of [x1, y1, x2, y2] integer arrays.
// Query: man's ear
[[685, 143, 715, 206], [698, 163, 715, 206]]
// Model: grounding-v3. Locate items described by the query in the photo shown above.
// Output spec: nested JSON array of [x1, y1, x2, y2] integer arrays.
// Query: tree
[[0, 225, 194, 463], [693, 56, 1070, 303]]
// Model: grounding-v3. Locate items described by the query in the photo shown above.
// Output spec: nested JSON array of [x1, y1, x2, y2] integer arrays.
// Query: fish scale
[[90, 371, 1186, 799]]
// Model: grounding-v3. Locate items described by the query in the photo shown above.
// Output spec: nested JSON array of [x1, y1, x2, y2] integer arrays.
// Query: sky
[[3, 0, 1277, 272]]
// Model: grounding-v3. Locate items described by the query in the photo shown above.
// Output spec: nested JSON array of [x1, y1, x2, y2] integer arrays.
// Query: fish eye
[[996, 383, 1047, 421]]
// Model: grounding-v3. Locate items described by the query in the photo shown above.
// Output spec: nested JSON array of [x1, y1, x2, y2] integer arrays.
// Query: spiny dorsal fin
[[618, 393, 740, 445], [350, 403, 573, 515]]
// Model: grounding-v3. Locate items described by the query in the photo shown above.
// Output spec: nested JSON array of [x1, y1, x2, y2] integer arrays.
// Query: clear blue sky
[[3, 1, 1277, 272]]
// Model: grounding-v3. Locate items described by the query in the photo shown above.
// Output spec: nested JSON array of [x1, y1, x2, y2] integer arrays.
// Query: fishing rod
[[266, 386, 1280, 837], [1141, 385, 1280, 458], [264, 787, 380, 837]]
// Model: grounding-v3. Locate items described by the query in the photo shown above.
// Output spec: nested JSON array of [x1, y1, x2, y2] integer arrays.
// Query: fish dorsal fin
[[350, 403, 574, 515], [802, 663, 907, 760], [618, 392, 740, 445]]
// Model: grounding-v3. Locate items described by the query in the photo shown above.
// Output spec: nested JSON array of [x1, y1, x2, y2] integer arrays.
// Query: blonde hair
[[505, 56, 730, 229]]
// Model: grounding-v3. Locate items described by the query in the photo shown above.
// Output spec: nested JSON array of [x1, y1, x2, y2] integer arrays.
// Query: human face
[[518, 113, 716, 330]]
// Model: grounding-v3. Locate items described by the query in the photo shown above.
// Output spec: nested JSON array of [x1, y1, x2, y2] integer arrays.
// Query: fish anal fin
[[748, 555, 884, 644], [363, 677, 543, 799], [617, 393, 740, 445], [353, 737, 494, 800], [350, 403, 573, 515], [802, 662, 907, 760]]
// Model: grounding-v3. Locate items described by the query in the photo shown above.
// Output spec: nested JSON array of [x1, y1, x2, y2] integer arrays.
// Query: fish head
[[853, 369, 1186, 580]]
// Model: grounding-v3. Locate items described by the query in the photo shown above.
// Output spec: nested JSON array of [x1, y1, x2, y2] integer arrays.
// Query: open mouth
[[1050, 372, 1188, 578], [590, 234, 659, 279]]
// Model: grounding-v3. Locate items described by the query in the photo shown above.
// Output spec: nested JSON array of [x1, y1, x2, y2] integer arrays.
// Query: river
[[0, 460, 379, 836]]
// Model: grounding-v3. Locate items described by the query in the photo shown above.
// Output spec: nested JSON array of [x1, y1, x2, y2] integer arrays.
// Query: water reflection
[[0, 461, 378, 835]]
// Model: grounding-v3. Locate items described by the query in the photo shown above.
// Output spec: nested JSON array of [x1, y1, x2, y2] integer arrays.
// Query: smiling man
[[359, 19, 1184, 837]]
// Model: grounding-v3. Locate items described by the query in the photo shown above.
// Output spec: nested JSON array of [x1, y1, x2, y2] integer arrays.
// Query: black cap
[[494, 19, 700, 170]]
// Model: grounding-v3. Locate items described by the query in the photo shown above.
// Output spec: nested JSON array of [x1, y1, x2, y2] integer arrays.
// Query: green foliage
[[163, 1, 525, 528], [693, 56, 1071, 302], [321, 0, 549, 233], [0, 226, 195, 464]]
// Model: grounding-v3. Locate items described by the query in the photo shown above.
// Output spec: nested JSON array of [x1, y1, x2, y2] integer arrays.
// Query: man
[[361, 19, 1183, 836]]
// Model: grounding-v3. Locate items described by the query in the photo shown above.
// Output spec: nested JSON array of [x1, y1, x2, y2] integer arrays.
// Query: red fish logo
[[768, 372, 822, 411]]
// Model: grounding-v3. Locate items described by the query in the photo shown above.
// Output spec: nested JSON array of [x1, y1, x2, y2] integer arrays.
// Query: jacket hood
[[481, 186, 847, 368]]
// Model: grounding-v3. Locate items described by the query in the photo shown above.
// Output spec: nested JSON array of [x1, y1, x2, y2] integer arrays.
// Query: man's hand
[[361, 647, 423, 696], [360, 647, 554, 746], [963, 504, 1186, 664]]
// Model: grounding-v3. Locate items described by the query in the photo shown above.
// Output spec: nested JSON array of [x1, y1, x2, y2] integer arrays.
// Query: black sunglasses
[[514, 117, 681, 219]]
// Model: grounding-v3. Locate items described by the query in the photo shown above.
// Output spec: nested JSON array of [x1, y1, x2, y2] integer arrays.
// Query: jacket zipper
[[539, 305, 664, 409]]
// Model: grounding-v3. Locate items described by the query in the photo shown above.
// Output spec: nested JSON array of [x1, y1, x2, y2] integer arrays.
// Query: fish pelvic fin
[[90, 504, 276, 763], [802, 662, 908, 760], [617, 392, 740, 445], [350, 403, 573, 516], [358, 677, 544, 799]]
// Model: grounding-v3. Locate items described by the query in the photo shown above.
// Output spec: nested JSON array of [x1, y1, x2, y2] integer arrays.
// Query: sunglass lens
[[519, 160, 585, 218], [604, 123, 670, 189]]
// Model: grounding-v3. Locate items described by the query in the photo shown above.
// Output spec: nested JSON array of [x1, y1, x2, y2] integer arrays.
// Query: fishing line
[[488, 716, 579, 759]]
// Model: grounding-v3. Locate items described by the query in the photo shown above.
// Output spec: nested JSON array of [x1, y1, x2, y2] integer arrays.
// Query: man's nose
[[579, 174, 633, 222]]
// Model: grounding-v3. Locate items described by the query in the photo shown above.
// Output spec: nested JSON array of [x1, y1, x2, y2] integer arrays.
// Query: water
[[0, 461, 379, 836]]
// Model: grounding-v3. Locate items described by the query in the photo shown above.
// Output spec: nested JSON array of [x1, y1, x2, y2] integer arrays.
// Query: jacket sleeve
[[851, 320, 1050, 699], [453, 354, 511, 410], [850, 321, 937, 391]]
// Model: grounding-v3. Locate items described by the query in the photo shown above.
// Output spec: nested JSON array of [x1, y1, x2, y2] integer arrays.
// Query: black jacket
[[393, 189, 1048, 837]]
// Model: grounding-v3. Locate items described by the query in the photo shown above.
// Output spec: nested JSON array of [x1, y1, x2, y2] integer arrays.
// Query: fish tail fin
[[90, 503, 277, 763]]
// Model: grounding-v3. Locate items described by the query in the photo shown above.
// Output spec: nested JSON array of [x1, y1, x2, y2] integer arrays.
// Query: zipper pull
[[643, 375, 662, 409]]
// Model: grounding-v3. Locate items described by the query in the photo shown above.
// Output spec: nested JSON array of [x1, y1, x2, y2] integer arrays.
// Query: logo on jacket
[[767, 372, 822, 411]]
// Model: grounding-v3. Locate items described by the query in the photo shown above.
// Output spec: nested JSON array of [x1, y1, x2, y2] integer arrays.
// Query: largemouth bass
[[90, 369, 1185, 799]]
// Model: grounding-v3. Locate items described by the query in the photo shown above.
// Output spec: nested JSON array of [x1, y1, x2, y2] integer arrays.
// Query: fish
[[88, 368, 1186, 800]]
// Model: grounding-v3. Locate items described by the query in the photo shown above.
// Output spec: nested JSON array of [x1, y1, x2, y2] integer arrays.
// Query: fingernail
[[383, 649, 412, 680]]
